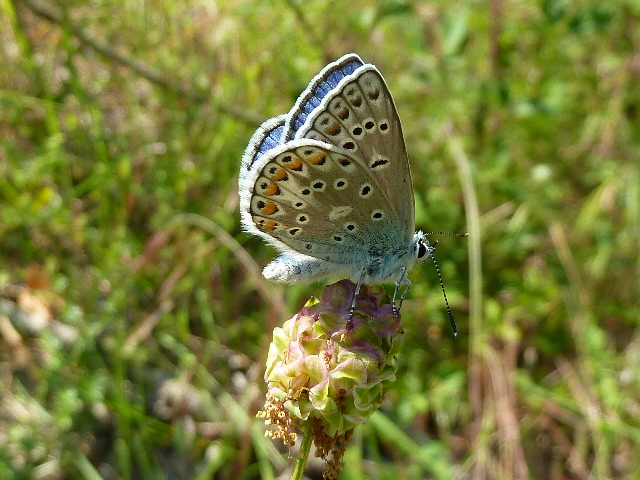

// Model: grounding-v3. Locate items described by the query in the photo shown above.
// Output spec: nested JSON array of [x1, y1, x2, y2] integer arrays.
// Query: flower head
[[257, 280, 404, 477]]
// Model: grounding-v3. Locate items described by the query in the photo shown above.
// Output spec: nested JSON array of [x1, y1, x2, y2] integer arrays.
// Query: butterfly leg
[[399, 275, 412, 310], [392, 267, 411, 317], [348, 268, 367, 323]]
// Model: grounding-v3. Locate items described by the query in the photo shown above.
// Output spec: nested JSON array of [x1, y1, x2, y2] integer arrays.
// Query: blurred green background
[[1, 0, 638, 479]]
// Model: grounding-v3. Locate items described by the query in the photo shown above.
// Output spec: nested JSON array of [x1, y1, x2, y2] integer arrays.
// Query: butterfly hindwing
[[241, 140, 409, 264]]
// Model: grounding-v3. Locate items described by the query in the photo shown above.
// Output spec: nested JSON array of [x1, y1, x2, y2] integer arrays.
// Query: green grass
[[1, 0, 638, 478]]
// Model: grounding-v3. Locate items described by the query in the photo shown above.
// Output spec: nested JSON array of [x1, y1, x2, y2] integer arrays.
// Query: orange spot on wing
[[286, 157, 304, 171], [308, 152, 327, 165], [264, 183, 280, 196], [263, 220, 278, 232], [324, 123, 341, 136], [272, 168, 288, 181], [262, 201, 278, 216]]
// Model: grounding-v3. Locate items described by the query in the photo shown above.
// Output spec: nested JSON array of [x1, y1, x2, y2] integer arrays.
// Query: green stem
[[292, 420, 314, 480]]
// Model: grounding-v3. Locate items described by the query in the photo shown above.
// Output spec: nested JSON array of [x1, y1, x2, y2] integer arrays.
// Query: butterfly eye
[[417, 241, 428, 259]]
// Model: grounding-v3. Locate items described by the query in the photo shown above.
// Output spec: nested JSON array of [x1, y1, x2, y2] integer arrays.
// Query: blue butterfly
[[239, 54, 459, 333]]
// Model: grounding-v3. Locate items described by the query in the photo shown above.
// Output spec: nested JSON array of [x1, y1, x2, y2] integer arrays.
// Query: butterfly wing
[[294, 64, 415, 243], [239, 54, 416, 282], [282, 54, 365, 142], [240, 139, 408, 262], [240, 114, 287, 180]]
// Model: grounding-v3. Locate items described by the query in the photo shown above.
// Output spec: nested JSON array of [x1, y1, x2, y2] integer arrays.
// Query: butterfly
[[239, 53, 459, 334]]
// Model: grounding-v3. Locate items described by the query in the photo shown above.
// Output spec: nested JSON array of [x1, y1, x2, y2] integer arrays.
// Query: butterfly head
[[414, 231, 436, 265]]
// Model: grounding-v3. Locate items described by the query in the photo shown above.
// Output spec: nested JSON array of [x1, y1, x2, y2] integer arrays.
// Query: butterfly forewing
[[295, 67, 415, 239], [245, 140, 407, 263]]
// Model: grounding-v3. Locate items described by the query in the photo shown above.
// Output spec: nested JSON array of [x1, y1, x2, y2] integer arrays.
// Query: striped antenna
[[426, 232, 469, 338]]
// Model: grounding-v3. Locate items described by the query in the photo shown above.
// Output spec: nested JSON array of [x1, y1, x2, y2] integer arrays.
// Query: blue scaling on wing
[[243, 115, 287, 170], [282, 54, 365, 141], [256, 118, 286, 157]]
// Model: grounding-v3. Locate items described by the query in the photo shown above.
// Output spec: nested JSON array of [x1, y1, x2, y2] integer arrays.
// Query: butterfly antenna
[[426, 231, 469, 238], [423, 231, 468, 337], [427, 244, 459, 338]]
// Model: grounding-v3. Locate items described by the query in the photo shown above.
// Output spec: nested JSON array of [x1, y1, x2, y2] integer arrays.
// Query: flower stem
[[292, 420, 314, 480]]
